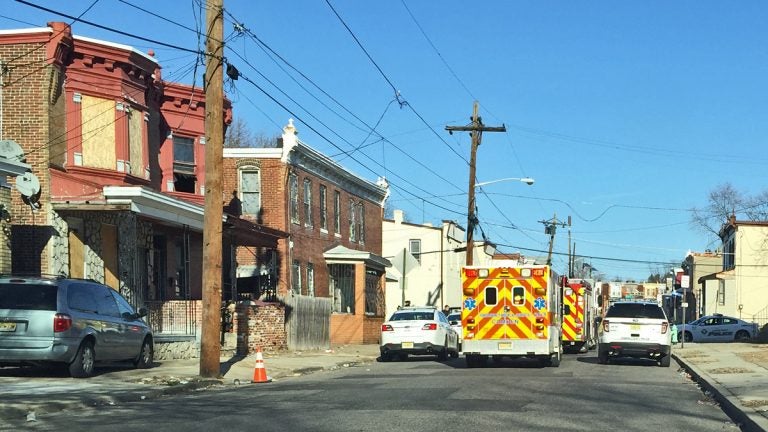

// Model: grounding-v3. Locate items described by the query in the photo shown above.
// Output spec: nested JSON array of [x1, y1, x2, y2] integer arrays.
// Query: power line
[[14, 0, 203, 55]]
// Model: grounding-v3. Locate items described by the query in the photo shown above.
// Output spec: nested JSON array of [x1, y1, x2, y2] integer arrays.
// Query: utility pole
[[567, 215, 572, 277], [539, 213, 567, 266], [201, 0, 224, 378], [445, 101, 506, 266]]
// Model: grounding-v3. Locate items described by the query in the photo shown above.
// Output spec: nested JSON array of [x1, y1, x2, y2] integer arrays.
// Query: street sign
[[682, 302, 688, 308], [681, 275, 690, 289]]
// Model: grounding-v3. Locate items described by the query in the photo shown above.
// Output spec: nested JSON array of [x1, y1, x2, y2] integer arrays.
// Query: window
[[319, 185, 328, 230], [334, 190, 341, 234], [303, 178, 313, 227], [291, 260, 301, 294], [330, 264, 354, 314], [289, 173, 299, 224], [307, 263, 315, 297], [485, 286, 499, 306], [723, 235, 735, 270], [241, 170, 261, 215], [512, 286, 525, 306], [409, 239, 421, 263], [358, 203, 365, 244], [717, 282, 726, 305], [349, 199, 356, 242], [173, 136, 196, 193]]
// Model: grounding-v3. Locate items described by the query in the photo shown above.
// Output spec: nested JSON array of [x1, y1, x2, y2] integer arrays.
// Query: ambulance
[[460, 264, 563, 367], [561, 278, 598, 353]]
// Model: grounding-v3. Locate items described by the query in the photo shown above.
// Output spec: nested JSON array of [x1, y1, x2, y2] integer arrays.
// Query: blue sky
[[4, 1, 767, 281]]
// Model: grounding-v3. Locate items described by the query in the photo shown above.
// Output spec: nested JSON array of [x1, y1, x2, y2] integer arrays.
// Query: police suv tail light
[[661, 322, 669, 334], [381, 324, 394, 332], [422, 323, 438, 331], [54, 313, 72, 333], [603, 319, 610, 332]]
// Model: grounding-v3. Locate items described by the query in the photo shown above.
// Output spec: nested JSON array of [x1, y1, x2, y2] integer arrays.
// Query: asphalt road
[[8, 352, 740, 432]]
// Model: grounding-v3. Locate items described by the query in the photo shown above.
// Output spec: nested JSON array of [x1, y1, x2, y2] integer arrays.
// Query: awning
[[324, 245, 391, 272], [224, 215, 287, 248], [697, 269, 735, 284]]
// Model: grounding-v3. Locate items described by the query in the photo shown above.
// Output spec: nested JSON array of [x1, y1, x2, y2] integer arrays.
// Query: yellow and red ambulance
[[460, 264, 563, 367], [561, 278, 598, 353]]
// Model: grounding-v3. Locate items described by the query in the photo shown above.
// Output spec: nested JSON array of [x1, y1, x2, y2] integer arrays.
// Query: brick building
[[0, 22, 285, 355], [223, 119, 391, 344]]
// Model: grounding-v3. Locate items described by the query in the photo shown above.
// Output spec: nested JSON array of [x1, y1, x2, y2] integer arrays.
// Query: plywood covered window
[[240, 170, 260, 216], [80, 95, 116, 170]]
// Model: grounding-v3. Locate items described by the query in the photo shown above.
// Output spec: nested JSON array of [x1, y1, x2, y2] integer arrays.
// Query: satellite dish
[[0, 139, 26, 163], [16, 171, 40, 199]]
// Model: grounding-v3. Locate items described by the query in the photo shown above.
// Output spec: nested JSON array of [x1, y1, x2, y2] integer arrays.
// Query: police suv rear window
[[390, 312, 434, 321], [0, 284, 58, 310], [606, 303, 666, 319]]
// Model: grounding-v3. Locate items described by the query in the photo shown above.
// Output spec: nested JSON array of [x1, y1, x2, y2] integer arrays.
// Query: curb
[[673, 353, 768, 432]]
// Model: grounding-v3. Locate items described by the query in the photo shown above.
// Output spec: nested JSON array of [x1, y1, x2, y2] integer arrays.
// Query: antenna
[[0, 139, 25, 163]]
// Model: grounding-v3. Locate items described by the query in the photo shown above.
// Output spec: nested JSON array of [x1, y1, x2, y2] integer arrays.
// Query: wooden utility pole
[[539, 213, 567, 266], [445, 101, 505, 266], [200, 0, 224, 378]]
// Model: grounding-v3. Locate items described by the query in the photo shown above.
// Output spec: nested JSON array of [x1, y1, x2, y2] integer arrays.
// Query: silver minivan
[[0, 276, 154, 377]]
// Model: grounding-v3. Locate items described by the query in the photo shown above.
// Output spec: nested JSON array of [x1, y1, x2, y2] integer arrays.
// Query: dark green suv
[[0, 276, 154, 377]]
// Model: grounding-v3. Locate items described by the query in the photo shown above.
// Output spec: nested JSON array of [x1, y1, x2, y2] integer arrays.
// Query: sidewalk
[[0, 344, 381, 425], [673, 342, 768, 432]]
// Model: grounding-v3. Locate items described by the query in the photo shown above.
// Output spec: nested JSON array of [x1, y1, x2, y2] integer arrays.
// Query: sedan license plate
[[0, 322, 16, 332], [498, 342, 513, 350], [630, 324, 641, 331], [401, 342, 414, 349]]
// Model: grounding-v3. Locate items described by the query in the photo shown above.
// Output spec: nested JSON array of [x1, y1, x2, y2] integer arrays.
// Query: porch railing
[[145, 300, 199, 337]]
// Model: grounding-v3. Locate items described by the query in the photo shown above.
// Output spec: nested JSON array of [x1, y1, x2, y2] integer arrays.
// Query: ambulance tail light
[[467, 318, 475, 324], [535, 324, 545, 331], [661, 321, 669, 334], [535, 317, 545, 324], [575, 328, 583, 334], [603, 319, 610, 332], [465, 269, 478, 278], [535, 287, 547, 296], [381, 324, 394, 332], [463, 287, 475, 296], [422, 323, 438, 331]]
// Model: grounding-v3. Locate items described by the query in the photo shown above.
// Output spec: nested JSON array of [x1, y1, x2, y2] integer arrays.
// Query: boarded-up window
[[128, 109, 144, 177], [81, 95, 116, 170], [241, 170, 260, 215]]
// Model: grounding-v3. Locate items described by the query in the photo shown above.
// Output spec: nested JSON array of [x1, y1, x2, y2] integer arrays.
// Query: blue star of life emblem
[[534, 297, 546, 310], [464, 298, 476, 311]]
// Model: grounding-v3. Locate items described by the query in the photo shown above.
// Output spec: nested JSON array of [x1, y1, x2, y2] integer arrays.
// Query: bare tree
[[224, 117, 253, 148], [690, 183, 745, 237], [225, 117, 279, 148]]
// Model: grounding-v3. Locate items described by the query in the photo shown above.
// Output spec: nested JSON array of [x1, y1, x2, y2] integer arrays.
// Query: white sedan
[[678, 314, 759, 343], [380, 307, 460, 361], [446, 312, 462, 351]]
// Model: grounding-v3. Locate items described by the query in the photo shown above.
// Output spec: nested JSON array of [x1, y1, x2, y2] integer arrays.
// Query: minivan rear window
[[0, 284, 58, 310], [606, 303, 666, 319]]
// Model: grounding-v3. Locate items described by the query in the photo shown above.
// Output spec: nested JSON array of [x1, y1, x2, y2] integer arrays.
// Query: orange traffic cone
[[252, 347, 271, 383]]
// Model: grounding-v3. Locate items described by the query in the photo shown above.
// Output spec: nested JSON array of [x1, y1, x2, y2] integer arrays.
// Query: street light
[[466, 176, 535, 266], [475, 177, 535, 187]]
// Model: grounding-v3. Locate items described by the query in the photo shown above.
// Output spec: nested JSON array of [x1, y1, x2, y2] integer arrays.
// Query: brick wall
[[235, 302, 287, 355]]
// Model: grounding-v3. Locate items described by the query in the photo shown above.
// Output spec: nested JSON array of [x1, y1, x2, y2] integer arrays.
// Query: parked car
[[380, 306, 459, 361], [678, 314, 758, 343], [597, 301, 672, 367], [0, 276, 154, 377], [446, 312, 462, 351]]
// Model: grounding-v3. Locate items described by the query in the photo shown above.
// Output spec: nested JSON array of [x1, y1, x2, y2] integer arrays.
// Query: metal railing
[[145, 300, 198, 336], [752, 304, 768, 329]]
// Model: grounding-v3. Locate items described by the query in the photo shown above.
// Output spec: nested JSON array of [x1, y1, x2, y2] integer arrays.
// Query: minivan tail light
[[54, 313, 72, 332], [661, 322, 669, 334], [602, 319, 610, 332], [422, 323, 437, 331]]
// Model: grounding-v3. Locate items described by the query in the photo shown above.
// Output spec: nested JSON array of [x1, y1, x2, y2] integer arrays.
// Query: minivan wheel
[[69, 341, 95, 378], [134, 338, 154, 369]]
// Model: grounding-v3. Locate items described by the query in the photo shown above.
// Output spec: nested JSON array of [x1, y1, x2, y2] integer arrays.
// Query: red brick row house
[[0, 22, 287, 357], [1, 21, 390, 353], [224, 119, 391, 345]]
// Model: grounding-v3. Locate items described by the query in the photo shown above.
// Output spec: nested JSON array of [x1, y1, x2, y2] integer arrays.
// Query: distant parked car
[[380, 307, 459, 361], [446, 312, 462, 351], [0, 276, 154, 377], [678, 314, 758, 343]]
